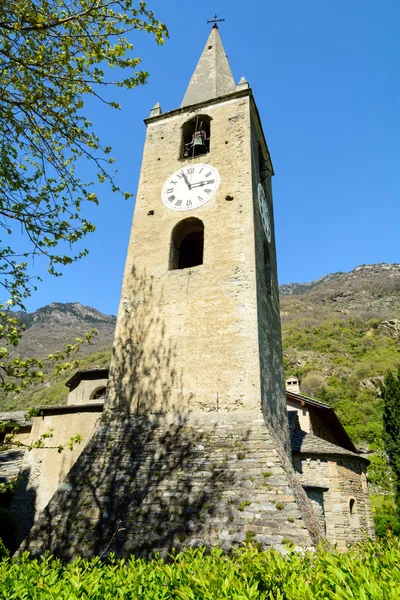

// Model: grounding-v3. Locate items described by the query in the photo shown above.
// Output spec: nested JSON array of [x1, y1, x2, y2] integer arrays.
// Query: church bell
[[192, 127, 206, 148]]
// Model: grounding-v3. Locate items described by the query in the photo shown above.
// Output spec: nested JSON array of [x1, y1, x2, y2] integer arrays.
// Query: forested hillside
[[2, 264, 399, 452], [281, 263, 400, 446]]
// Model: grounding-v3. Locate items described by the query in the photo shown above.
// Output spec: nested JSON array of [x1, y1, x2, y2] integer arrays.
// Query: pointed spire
[[150, 102, 162, 117], [181, 26, 236, 107], [149, 102, 162, 117], [236, 76, 249, 91]]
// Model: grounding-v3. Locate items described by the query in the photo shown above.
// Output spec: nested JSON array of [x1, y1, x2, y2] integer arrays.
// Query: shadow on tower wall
[[10, 465, 37, 551], [20, 266, 248, 559]]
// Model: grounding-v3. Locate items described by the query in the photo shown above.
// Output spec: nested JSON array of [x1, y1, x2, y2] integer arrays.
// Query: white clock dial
[[162, 163, 220, 211], [258, 183, 272, 242]]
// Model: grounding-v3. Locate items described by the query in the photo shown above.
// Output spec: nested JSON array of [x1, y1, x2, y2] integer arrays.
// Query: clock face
[[258, 183, 272, 243], [162, 163, 220, 211]]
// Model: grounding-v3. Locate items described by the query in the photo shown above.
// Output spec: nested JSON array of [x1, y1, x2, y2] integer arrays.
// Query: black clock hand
[[181, 170, 191, 189], [190, 179, 213, 189]]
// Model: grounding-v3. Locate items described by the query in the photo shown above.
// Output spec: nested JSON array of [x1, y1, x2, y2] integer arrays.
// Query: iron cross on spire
[[207, 14, 225, 27]]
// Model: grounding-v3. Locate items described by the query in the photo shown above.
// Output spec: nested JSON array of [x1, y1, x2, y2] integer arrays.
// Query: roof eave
[[292, 449, 370, 465], [286, 391, 357, 453], [144, 88, 252, 126]]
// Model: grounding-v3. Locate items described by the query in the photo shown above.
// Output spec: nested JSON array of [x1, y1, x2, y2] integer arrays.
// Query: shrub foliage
[[283, 316, 400, 445], [1, 539, 400, 599], [382, 368, 400, 517]]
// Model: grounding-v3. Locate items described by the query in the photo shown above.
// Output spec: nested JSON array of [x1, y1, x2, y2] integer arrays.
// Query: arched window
[[170, 218, 204, 270], [182, 116, 211, 159], [264, 241, 272, 295], [90, 386, 107, 400]]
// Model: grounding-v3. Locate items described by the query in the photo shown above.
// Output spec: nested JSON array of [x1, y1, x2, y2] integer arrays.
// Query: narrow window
[[182, 116, 211, 159], [349, 498, 359, 528], [170, 218, 204, 270], [264, 241, 272, 294]]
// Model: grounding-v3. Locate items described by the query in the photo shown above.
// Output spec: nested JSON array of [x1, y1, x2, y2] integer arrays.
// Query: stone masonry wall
[[106, 91, 290, 459], [12, 407, 103, 545], [21, 411, 321, 559], [107, 93, 264, 419], [293, 454, 374, 548], [336, 460, 375, 544], [250, 105, 290, 454]]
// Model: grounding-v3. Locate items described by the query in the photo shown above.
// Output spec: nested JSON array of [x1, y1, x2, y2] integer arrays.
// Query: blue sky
[[21, 0, 399, 315]]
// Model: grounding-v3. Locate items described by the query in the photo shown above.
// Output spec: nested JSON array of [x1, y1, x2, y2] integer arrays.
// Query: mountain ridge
[[9, 302, 117, 361], [14, 302, 116, 329], [13, 262, 400, 327], [280, 263, 400, 297]]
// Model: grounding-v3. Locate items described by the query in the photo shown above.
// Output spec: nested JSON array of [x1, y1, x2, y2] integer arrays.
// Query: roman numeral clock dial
[[162, 163, 220, 211]]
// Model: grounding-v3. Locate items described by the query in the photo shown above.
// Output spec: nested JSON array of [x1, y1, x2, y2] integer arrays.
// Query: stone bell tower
[[106, 24, 289, 451], [23, 26, 322, 558]]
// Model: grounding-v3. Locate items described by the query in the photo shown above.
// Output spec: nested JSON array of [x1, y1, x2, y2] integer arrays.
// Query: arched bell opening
[[170, 217, 204, 270], [181, 115, 211, 159]]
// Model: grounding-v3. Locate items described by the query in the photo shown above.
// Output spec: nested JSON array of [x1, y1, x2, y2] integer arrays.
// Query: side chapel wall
[[14, 407, 103, 538], [293, 454, 374, 547]]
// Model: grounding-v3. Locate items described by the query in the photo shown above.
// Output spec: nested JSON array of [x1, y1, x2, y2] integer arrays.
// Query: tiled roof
[[286, 391, 331, 409], [286, 390, 357, 453], [0, 448, 25, 484], [66, 368, 109, 390], [0, 411, 32, 427], [291, 429, 369, 463]]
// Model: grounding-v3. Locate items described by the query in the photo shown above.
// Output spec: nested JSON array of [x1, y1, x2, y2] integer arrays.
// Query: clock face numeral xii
[[162, 164, 220, 212]]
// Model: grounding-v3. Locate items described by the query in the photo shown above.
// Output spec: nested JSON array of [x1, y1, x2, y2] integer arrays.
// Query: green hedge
[[1, 539, 400, 599], [375, 515, 400, 538], [371, 495, 400, 539]]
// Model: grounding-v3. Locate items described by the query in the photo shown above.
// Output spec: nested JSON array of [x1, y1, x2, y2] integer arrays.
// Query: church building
[[10, 24, 374, 556]]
